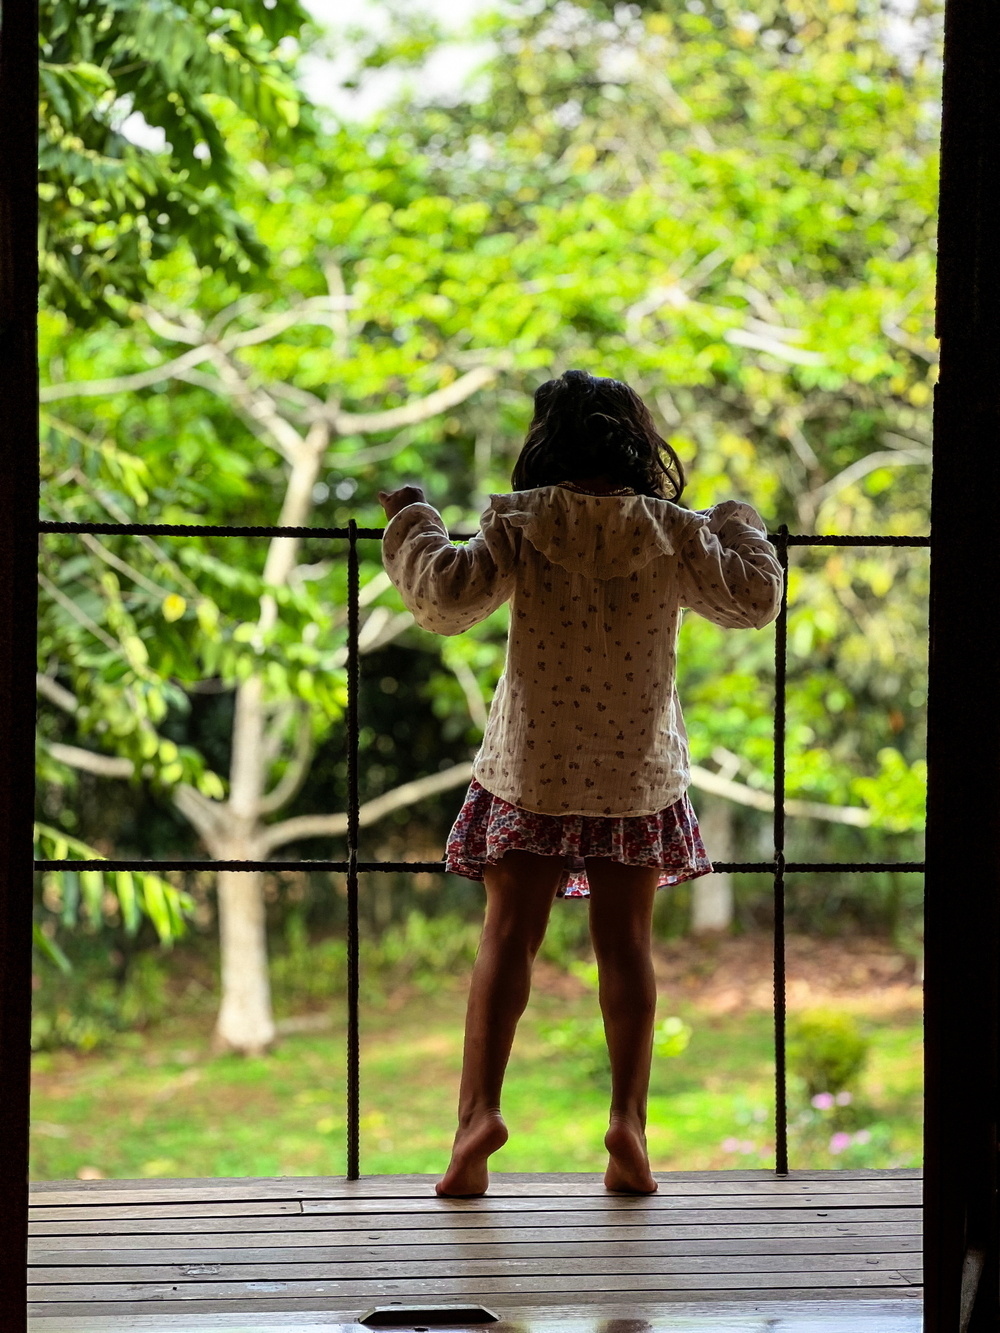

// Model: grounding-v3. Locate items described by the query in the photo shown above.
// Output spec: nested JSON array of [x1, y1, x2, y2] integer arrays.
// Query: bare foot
[[604, 1114, 658, 1194], [435, 1111, 509, 1197]]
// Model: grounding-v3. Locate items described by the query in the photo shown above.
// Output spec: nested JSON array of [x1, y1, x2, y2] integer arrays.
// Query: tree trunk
[[212, 675, 275, 1053], [214, 867, 275, 1054], [691, 798, 735, 935], [209, 435, 327, 1053]]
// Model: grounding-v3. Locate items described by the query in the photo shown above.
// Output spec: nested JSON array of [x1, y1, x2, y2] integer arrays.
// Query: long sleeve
[[381, 501, 519, 636], [675, 500, 783, 630]]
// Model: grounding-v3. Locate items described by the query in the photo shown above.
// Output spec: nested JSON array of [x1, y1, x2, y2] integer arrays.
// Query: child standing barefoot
[[379, 369, 783, 1196]]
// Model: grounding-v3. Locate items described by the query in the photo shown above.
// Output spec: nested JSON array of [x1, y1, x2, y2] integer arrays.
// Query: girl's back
[[383, 478, 781, 818]]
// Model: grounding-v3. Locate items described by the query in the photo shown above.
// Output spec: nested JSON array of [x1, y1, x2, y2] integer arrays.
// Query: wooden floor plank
[[28, 1247, 922, 1287], [29, 1235, 923, 1268], [27, 1291, 924, 1326], [28, 1204, 921, 1239], [28, 1219, 922, 1253], [30, 1268, 920, 1305], [27, 1194, 922, 1221], [28, 1168, 921, 1207], [30, 1202, 305, 1223], [29, 1181, 920, 1215], [298, 1192, 919, 1216]]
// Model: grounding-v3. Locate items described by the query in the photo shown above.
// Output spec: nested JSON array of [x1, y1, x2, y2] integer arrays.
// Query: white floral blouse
[[381, 483, 783, 818]]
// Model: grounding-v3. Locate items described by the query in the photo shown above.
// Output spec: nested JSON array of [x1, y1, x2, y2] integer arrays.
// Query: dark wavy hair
[[510, 369, 685, 501]]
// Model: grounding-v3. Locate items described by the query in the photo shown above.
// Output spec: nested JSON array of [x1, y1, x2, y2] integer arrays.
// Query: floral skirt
[[445, 778, 713, 899]]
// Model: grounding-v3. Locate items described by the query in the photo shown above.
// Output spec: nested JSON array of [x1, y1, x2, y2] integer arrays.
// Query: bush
[[270, 917, 347, 1012], [540, 1008, 693, 1084], [537, 905, 592, 970], [366, 910, 481, 986], [787, 1008, 870, 1099], [31, 952, 172, 1052]]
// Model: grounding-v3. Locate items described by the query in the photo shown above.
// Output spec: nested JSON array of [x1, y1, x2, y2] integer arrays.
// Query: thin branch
[[881, 316, 938, 365], [258, 714, 315, 816], [330, 366, 497, 434], [782, 419, 820, 471], [172, 783, 231, 846], [327, 425, 422, 467], [203, 294, 264, 341], [40, 344, 220, 402], [42, 745, 230, 852], [36, 674, 78, 715], [42, 463, 202, 599], [645, 69, 716, 151], [80, 534, 169, 599], [811, 448, 931, 510], [724, 328, 825, 366], [884, 429, 932, 450], [356, 606, 415, 655], [140, 306, 204, 344], [323, 259, 351, 364], [41, 298, 354, 406], [204, 347, 308, 466], [449, 656, 489, 733], [689, 764, 872, 826], [38, 574, 124, 657], [46, 741, 135, 779], [625, 284, 691, 341], [262, 702, 297, 767], [221, 299, 357, 353], [259, 760, 476, 853]]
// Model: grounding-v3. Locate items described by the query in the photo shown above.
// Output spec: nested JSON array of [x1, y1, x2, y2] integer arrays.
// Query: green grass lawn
[[30, 969, 922, 1181]]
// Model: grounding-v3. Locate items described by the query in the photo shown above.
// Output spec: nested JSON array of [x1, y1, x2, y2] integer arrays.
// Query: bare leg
[[436, 850, 564, 1197], [586, 858, 661, 1194]]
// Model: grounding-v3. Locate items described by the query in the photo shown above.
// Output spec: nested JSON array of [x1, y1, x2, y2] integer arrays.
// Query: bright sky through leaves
[[302, 0, 494, 118]]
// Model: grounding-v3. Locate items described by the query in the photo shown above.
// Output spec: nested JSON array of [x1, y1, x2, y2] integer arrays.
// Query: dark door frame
[[3, 1, 999, 1328], [0, 0, 41, 1329], [923, 0, 1000, 1328]]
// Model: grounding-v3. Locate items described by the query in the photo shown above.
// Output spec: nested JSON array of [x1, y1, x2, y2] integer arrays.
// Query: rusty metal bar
[[772, 526, 789, 1178], [346, 520, 361, 1180]]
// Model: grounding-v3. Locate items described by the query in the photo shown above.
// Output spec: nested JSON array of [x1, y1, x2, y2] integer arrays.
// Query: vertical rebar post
[[773, 526, 789, 1177], [346, 521, 361, 1180]]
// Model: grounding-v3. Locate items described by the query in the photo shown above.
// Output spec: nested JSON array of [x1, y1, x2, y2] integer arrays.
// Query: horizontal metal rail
[[34, 858, 926, 874], [38, 520, 930, 547]]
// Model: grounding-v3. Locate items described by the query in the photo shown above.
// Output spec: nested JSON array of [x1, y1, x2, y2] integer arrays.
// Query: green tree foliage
[[39, 0, 313, 324]]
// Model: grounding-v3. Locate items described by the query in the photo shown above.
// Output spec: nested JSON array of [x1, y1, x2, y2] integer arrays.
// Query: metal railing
[[36, 516, 930, 1178]]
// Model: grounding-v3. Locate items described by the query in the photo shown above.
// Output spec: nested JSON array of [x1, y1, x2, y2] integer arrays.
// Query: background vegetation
[[33, 0, 938, 1175]]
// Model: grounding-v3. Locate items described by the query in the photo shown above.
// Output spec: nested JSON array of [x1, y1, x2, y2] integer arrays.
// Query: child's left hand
[[378, 485, 426, 520]]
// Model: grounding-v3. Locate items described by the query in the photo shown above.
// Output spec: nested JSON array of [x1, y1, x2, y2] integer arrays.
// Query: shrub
[[787, 1008, 870, 1099], [540, 1013, 693, 1084], [31, 951, 172, 1052]]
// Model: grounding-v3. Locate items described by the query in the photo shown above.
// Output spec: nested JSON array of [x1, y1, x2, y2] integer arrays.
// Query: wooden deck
[[28, 1170, 923, 1332]]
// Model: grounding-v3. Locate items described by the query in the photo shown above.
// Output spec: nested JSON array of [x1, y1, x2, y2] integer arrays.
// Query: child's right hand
[[378, 485, 426, 520], [698, 500, 764, 534]]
